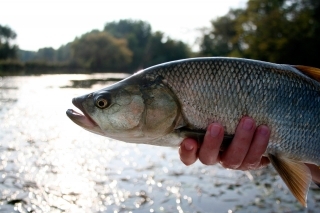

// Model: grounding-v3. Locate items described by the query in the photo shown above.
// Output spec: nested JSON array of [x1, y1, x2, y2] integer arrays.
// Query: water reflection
[[0, 73, 319, 212], [61, 78, 123, 89], [60, 73, 129, 89]]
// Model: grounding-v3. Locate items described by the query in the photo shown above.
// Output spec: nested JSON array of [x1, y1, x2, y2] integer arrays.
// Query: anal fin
[[268, 154, 312, 207]]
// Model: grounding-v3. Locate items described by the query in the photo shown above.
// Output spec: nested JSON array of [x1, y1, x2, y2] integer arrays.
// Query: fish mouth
[[66, 97, 98, 130]]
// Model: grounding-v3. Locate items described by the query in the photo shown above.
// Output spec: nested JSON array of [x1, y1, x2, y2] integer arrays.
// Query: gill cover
[[81, 74, 182, 145]]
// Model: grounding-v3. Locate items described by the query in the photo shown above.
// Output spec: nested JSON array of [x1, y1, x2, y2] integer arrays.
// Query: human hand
[[179, 117, 271, 170]]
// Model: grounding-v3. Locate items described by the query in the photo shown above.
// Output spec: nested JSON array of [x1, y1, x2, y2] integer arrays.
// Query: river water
[[0, 73, 319, 213]]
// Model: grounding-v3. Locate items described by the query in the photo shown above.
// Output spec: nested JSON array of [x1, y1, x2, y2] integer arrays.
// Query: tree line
[[198, 0, 320, 67], [1, 20, 191, 73], [1, 0, 320, 74]]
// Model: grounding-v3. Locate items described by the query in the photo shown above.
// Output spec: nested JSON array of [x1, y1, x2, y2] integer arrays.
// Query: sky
[[1, 0, 245, 51]]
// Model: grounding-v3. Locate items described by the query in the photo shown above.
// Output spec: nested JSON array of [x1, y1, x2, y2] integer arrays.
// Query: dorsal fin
[[293, 65, 320, 82]]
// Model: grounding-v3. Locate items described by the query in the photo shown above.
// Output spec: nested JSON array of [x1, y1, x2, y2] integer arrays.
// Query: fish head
[[66, 75, 183, 146]]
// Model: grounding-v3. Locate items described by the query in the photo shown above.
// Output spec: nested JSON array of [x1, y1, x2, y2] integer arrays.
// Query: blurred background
[[1, 0, 319, 73], [0, 0, 319, 212]]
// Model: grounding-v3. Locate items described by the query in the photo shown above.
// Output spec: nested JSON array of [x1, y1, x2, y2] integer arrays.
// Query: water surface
[[0, 74, 319, 213]]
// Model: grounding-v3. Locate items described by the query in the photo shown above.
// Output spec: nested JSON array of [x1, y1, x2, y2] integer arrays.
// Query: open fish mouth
[[66, 98, 98, 129], [66, 109, 98, 128]]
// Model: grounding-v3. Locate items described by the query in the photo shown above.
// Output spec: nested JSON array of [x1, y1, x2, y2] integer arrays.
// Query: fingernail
[[242, 118, 254, 130], [258, 125, 269, 136], [210, 124, 221, 137], [184, 140, 194, 151]]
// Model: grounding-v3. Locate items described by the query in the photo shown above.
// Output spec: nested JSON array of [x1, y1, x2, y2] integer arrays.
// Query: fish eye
[[96, 98, 108, 109], [94, 92, 111, 109]]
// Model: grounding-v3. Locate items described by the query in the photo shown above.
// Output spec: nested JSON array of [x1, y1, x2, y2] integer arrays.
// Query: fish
[[66, 57, 320, 207]]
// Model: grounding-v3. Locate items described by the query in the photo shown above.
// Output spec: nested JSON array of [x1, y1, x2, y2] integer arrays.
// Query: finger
[[238, 125, 270, 170], [198, 123, 224, 165], [179, 138, 198, 166], [220, 117, 256, 169]]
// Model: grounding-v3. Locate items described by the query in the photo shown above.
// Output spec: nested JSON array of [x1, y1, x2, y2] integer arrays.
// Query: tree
[[71, 31, 132, 71], [104, 19, 191, 70], [144, 31, 191, 67], [19, 43, 72, 63], [198, 9, 243, 57], [35, 47, 56, 62], [238, 0, 320, 66], [18, 49, 36, 62], [198, 0, 320, 67], [0, 25, 18, 60], [104, 19, 152, 70], [56, 43, 72, 62]]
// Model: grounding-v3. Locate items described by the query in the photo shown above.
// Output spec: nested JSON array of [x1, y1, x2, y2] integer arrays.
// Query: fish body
[[67, 57, 320, 206]]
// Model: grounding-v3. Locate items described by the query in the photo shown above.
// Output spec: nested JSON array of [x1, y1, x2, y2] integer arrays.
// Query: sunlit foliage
[[72, 31, 133, 71], [144, 31, 191, 67], [104, 19, 191, 70], [198, 0, 320, 67], [104, 20, 152, 70]]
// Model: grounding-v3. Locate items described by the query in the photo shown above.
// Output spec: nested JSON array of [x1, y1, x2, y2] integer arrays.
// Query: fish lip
[[66, 96, 98, 127], [72, 97, 86, 113]]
